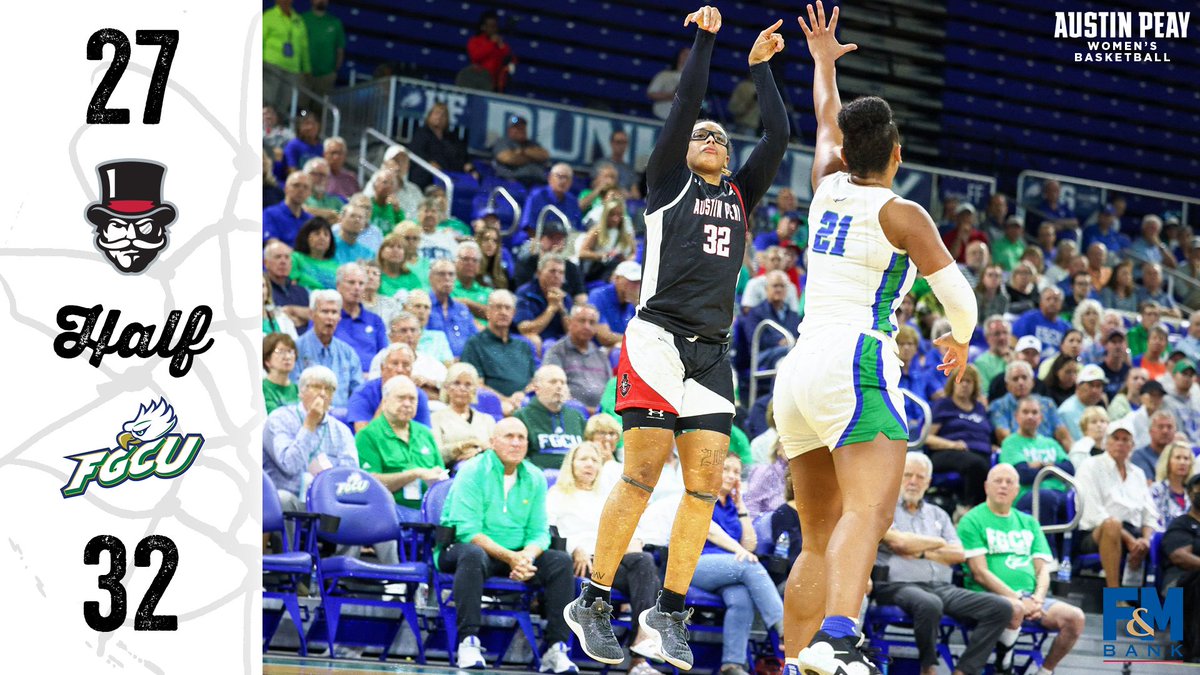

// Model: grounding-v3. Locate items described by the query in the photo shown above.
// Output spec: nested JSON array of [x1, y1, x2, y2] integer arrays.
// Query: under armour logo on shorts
[[648, 410, 665, 419], [620, 373, 631, 397]]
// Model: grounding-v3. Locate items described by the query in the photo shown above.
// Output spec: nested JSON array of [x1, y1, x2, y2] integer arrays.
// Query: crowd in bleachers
[[261, 2, 1200, 670]]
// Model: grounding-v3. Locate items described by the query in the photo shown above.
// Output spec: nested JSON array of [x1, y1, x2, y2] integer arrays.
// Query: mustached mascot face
[[85, 160, 178, 274]]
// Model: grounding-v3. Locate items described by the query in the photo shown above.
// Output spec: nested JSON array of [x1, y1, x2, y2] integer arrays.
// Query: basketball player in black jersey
[[565, 6, 791, 670]]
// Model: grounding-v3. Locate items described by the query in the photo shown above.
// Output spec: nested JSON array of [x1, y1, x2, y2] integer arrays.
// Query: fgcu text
[[61, 398, 203, 498]]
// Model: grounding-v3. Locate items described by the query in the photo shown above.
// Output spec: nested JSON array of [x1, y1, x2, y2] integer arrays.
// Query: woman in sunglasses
[[565, 5, 790, 671], [772, 4, 977, 673]]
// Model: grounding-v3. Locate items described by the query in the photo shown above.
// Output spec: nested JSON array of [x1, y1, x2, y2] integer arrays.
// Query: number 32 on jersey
[[812, 210, 852, 257], [702, 223, 731, 257]]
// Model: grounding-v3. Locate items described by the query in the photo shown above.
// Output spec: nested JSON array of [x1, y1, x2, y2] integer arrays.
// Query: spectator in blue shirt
[[1027, 178, 1079, 240], [264, 172, 313, 245], [332, 201, 376, 264], [1012, 287, 1072, 359], [1130, 215, 1179, 277], [265, 240, 311, 331], [519, 162, 582, 237], [753, 212, 801, 252], [1136, 262, 1182, 318], [293, 289, 365, 419], [589, 260, 641, 348], [516, 253, 572, 349], [1081, 205, 1130, 254], [988, 360, 1072, 452], [283, 111, 324, 174], [332, 263, 388, 374], [734, 270, 799, 397], [427, 258, 478, 358], [346, 343, 432, 432]]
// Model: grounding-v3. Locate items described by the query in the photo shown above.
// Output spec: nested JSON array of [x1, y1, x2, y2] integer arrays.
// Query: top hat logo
[[85, 160, 178, 274]]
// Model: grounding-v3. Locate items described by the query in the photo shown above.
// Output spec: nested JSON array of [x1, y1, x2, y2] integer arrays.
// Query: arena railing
[[357, 127, 453, 210], [265, 66, 343, 138], [1122, 248, 1198, 316], [1016, 169, 1198, 238], [900, 389, 932, 449], [1030, 465, 1081, 536], [489, 187, 522, 237], [534, 204, 572, 242], [747, 320, 797, 412]]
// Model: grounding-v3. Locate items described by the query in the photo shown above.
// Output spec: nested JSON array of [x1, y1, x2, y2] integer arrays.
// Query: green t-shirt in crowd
[[998, 433, 1069, 496], [972, 352, 1008, 392], [370, 202, 404, 236], [355, 417, 443, 509], [263, 379, 299, 415], [513, 399, 587, 470], [380, 269, 424, 297], [301, 11, 345, 77], [992, 237, 1026, 271], [957, 503, 1053, 593]]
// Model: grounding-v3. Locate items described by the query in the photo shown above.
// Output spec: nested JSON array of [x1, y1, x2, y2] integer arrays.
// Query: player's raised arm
[[645, 6, 721, 188], [798, 1, 858, 190], [732, 19, 791, 212]]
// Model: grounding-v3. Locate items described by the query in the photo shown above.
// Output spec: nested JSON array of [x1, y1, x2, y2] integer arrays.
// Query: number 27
[[812, 211, 851, 256], [87, 29, 179, 124]]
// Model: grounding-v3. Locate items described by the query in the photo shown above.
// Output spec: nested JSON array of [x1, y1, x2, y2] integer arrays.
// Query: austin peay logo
[[61, 398, 204, 498], [85, 160, 178, 274], [620, 374, 631, 397], [1102, 587, 1185, 661]]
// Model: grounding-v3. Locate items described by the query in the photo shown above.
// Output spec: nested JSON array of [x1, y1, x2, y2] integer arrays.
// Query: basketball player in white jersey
[[776, 4, 978, 675]]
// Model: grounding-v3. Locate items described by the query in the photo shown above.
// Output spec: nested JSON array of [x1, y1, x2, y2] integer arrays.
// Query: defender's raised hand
[[797, 1, 858, 63], [684, 5, 722, 33], [749, 19, 786, 65]]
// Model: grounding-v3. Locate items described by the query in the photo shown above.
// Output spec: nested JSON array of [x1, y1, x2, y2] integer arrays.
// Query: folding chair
[[306, 468, 429, 662], [263, 474, 317, 655], [864, 603, 958, 671], [421, 478, 544, 669]]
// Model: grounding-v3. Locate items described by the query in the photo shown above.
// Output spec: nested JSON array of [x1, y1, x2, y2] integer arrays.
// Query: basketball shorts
[[773, 328, 909, 458], [615, 315, 736, 420]]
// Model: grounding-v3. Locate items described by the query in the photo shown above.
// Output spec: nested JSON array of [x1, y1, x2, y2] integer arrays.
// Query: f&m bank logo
[[1102, 587, 1184, 661], [61, 398, 203, 498]]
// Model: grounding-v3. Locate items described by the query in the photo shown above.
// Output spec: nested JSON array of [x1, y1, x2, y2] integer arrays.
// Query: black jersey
[[636, 30, 789, 344]]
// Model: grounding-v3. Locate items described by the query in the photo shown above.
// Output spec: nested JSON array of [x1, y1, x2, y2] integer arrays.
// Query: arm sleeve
[[731, 62, 790, 213], [924, 263, 978, 344], [645, 30, 715, 191]]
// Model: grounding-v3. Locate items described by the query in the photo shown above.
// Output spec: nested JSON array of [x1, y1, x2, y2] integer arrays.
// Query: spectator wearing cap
[[461, 289, 537, 411], [989, 360, 1071, 451], [733, 270, 800, 398], [1012, 287, 1071, 360], [512, 221, 588, 302], [1098, 329, 1131, 400], [293, 290, 364, 419], [942, 202, 989, 263], [543, 304, 611, 413], [1136, 262, 1181, 318], [1178, 311, 1200, 363], [999, 396, 1074, 525], [1130, 214, 1178, 274], [589, 260, 641, 347], [987, 335, 1047, 402], [427, 259, 478, 358], [1082, 204, 1130, 255], [492, 115, 550, 188], [264, 172, 313, 246], [1075, 417, 1159, 587], [1163, 359, 1200, 442], [515, 253, 573, 350], [754, 211, 801, 252], [1132, 410, 1179, 483], [1058, 364, 1109, 441], [992, 216, 1027, 271], [1128, 379, 1168, 449], [1160, 474, 1200, 662]]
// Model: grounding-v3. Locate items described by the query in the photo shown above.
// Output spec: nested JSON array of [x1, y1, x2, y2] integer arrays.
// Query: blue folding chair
[[475, 388, 505, 422], [421, 478, 544, 669], [306, 468, 429, 662], [864, 603, 958, 671], [263, 474, 316, 655]]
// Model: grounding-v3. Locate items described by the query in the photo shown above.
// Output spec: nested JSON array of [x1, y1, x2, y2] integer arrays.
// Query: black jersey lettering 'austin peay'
[[638, 30, 789, 344]]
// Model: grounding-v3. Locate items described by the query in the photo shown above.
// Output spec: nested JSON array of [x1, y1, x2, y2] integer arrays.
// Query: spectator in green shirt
[[461, 289, 537, 412], [452, 240, 492, 327], [991, 216, 1027, 272], [355, 376, 448, 517], [973, 315, 1012, 395], [263, 0, 310, 113], [438, 417, 578, 672], [301, 0, 344, 99], [514, 365, 587, 469], [998, 397, 1074, 526], [263, 333, 299, 414], [958, 464, 1085, 674]]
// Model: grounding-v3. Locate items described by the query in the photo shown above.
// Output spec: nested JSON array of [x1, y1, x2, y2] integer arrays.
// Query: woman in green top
[[262, 333, 299, 414], [290, 217, 339, 290], [377, 231, 423, 297]]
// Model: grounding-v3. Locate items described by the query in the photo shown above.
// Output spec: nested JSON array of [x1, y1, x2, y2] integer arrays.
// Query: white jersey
[[800, 172, 916, 347]]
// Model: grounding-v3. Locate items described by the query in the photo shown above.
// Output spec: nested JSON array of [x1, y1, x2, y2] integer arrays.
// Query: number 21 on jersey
[[703, 223, 731, 257], [812, 211, 851, 257]]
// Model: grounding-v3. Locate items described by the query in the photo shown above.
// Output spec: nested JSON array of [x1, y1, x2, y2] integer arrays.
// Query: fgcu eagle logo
[[61, 398, 203, 498]]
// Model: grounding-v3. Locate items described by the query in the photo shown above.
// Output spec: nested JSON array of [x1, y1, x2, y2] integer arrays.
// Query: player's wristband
[[925, 263, 978, 344]]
